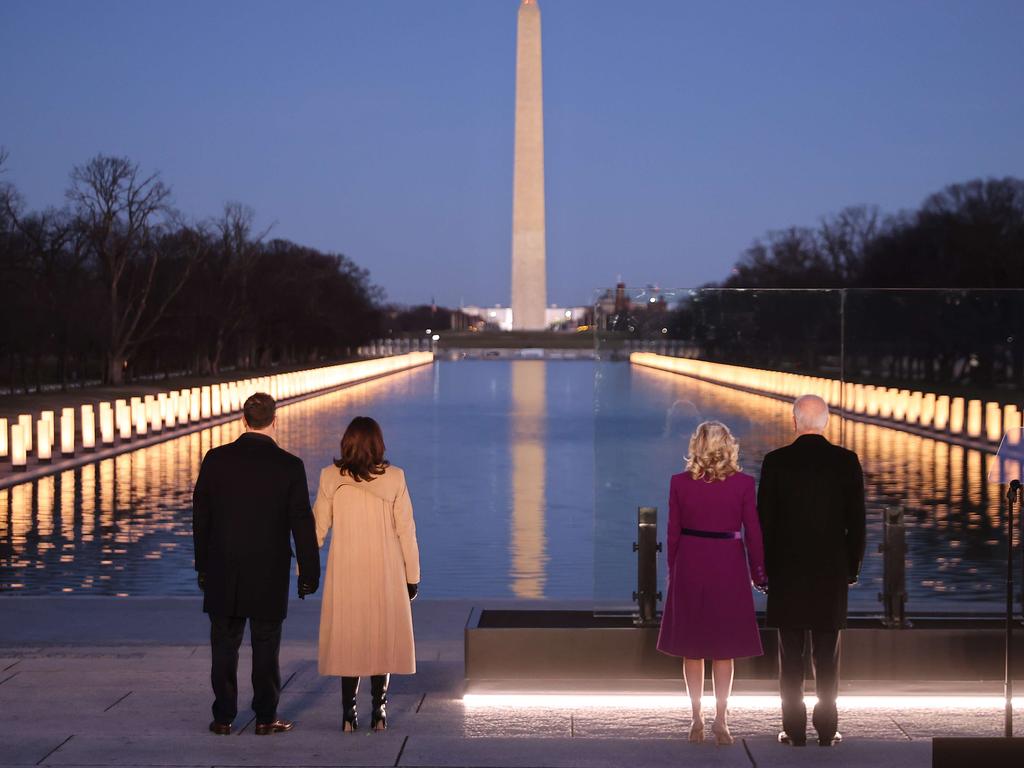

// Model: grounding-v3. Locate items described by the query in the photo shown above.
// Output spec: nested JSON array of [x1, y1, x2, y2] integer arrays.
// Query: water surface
[[0, 360, 1014, 611]]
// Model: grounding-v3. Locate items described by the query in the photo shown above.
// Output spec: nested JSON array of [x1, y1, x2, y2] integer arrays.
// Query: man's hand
[[197, 572, 206, 592], [407, 583, 419, 601], [298, 578, 319, 599]]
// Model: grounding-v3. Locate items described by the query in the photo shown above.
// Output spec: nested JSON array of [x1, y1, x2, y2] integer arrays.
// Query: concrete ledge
[[465, 609, 1024, 684]]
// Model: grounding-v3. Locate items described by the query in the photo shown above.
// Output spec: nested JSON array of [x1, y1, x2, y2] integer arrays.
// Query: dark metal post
[[878, 505, 909, 628], [633, 506, 662, 627]]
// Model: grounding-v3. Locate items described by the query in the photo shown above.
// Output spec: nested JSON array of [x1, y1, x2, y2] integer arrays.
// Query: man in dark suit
[[193, 392, 320, 736], [757, 394, 866, 748]]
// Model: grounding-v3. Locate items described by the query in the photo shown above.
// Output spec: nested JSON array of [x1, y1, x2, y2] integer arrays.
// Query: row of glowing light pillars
[[631, 352, 1022, 453], [0, 352, 433, 472]]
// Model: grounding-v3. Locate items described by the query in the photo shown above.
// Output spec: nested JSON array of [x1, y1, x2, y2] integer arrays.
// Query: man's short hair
[[794, 394, 829, 431], [243, 392, 276, 429]]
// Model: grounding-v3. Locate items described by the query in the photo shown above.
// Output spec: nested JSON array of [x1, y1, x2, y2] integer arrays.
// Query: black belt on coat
[[680, 527, 742, 540]]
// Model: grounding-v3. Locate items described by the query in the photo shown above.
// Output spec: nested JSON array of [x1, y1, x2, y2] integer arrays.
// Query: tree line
[[666, 177, 1024, 393], [0, 151, 383, 389]]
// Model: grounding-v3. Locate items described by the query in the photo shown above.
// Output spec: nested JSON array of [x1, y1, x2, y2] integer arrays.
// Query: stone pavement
[[0, 598, 1019, 767]]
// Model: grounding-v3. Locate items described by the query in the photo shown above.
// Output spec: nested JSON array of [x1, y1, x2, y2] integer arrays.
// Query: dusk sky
[[2, 0, 1022, 307]]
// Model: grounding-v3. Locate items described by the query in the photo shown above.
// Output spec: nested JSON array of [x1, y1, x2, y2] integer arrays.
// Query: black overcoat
[[192, 432, 320, 621], [757, 434, 866, 630]]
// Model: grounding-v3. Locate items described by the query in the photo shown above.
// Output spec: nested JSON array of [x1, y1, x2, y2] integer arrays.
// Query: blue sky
[[2, 0, 1022, 306]]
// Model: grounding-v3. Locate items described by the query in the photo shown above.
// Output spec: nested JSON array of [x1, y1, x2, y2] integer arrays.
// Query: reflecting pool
[[0, 360, 1016, 611]]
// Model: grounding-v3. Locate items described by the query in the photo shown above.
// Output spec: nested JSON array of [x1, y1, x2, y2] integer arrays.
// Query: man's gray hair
[[794, 394, 829, 432]]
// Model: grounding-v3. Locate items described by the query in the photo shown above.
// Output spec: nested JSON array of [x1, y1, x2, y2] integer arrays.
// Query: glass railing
[[593, 287, 1024, 616]]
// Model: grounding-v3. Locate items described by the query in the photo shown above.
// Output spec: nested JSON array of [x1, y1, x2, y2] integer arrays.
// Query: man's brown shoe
[[255, 719, 294, 735], [209, 721, 232, 736]]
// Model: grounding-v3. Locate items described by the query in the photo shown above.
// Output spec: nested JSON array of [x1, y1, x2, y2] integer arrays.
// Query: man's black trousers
[[210, 615, 283, 725]]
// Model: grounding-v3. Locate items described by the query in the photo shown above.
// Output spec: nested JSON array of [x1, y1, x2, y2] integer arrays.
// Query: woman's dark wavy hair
[[334, 416, 389, 482]]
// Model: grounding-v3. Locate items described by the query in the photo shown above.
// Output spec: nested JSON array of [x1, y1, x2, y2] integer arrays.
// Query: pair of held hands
[[196, 573, 418, 601], [750, 576, 859, 596]]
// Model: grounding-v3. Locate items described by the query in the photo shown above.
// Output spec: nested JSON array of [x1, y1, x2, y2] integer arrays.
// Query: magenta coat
[[657, 471, 766, 660]]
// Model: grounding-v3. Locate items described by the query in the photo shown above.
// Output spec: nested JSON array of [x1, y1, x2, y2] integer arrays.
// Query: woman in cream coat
[[313, 416, 420, 732]]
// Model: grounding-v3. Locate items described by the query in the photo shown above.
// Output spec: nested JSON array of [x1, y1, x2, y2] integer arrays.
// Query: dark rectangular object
[[465, 609, 1024, 684], [933, 738, 1024, 768]]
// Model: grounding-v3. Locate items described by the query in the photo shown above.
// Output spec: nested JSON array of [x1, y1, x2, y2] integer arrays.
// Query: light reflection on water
[[0, 360, 1016, 609]]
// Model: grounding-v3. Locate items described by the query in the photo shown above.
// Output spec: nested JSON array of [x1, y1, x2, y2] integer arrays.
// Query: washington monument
[[511, 0, 547, 330]]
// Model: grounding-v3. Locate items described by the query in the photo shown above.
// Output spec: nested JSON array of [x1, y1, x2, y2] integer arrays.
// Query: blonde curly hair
[[686, 421, 741, 482]]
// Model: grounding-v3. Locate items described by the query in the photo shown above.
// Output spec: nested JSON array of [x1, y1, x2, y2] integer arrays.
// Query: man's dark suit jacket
[[757, 433, 866, 630], [192, 432, 320, 621]]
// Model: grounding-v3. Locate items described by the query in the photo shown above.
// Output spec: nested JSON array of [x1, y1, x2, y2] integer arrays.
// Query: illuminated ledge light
[[463, 694, 1024, 710]]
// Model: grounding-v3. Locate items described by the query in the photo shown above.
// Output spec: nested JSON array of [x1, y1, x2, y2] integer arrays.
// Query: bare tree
[[818, 205, 880, 284], [208, 202, 269, 373], [67, 154, 201, 383]]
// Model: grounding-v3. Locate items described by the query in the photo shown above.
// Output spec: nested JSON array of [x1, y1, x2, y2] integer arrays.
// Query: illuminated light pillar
[[134, 397, 148, 436], [60, 407, 75, 457], [81, 405, 96, 451], [0, 418, 7, 458], [907, 391, 923, 424], [964, 399, 982, 439], [200, 387, 212, 419], [878, 388, 893, 419], [211, 385, 222, 417], [11, 424, 26, 470], [130, 398, 143, 435], [892, 390, 909, 422], [984, 402, 1002, 443], [829, 380, 842, 408], [116, 399, 132, 441], [40, 410, 55, 449], [948, 397, 965, 435], [229, 383, 240, 412], [1003, 404, 1021, 438], [921, 393, 937, 428], [145, 397, 158, 434], [99, 402, 115, 445], [157, 393, 169, 428], [18, 414, 33, 453], [189, 388, 201, 422], [853, 385, 866, 415], [843, 382, 855, 413], [511, 0, 547, 329], [37, 419, 52, 463], [166, 393, 177, 429], [179, 388, 191, 425], [934, 395, 950, 432]]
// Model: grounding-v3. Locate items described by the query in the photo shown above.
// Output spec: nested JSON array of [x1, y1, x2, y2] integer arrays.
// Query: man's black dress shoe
[[778, 731, 807, 746], [255, 719, 294, 735], [209, 721, 231, 736], [818, 731, 843, 747]]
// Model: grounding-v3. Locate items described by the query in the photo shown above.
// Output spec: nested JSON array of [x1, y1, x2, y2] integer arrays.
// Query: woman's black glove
[[197, 572, 206, 592], [407, 583, 419, 601]]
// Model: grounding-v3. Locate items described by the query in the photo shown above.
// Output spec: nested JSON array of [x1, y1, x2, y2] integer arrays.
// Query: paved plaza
[[1, 598, 1020, 767]]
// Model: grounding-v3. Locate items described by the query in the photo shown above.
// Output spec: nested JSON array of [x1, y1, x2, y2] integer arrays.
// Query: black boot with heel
[[341, 676, 359, 732], [370, 674, 390, 731]]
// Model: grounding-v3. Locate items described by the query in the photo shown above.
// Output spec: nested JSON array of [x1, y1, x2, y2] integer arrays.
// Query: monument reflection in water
[[0, 359, 1014, 611]]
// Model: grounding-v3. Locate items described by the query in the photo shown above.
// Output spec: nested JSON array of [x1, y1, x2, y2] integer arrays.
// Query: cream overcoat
[[313, 464, 420, 676]]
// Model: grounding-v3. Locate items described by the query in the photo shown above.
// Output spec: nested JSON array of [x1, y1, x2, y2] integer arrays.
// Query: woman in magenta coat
[[657, 421, 767, 746]]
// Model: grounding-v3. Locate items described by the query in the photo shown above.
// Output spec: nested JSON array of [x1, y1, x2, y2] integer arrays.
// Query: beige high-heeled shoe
[[688, 717, 705, 743], [711, 719, 734, 746]]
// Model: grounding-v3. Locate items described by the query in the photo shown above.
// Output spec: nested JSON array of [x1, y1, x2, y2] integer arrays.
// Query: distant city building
[[594, 282, 667, 330], [461, 305, 589, 332]]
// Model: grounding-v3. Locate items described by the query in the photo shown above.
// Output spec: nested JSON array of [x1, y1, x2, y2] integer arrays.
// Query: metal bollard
[[878, 505, 910, 628], [633, 506, 663, 627]]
